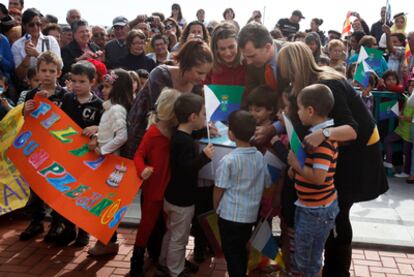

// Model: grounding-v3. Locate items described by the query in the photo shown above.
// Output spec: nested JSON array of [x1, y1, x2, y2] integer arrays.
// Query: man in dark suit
[[238, 23, 283, 143]]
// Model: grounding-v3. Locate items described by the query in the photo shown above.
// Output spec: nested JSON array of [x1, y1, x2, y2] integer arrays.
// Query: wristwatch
[[322, 128, 331, 139]]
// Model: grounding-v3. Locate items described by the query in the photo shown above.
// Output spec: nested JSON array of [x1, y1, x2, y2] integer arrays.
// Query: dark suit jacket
[[61, 40, 101, 75]]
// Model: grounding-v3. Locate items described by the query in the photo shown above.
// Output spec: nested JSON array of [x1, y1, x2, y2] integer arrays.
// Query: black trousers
[[29, 189, 60, 223], [322, 199, 354, 277], [192, 186, 214, 254], [218, 217, 253, 277]]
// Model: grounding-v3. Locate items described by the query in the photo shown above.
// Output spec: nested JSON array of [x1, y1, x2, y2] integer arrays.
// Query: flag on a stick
[[204, 85, 243, 122], [283, 113, 306, 168]]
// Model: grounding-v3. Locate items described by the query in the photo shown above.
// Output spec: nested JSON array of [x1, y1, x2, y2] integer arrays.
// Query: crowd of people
[[1, 1, 413, 276]]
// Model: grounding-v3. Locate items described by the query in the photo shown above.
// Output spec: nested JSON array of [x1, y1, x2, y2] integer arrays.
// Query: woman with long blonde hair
[[277, 42, 388, 277]]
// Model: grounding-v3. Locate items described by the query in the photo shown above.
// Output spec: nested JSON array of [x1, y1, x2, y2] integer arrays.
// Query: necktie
[[265, 63, 277, 91]]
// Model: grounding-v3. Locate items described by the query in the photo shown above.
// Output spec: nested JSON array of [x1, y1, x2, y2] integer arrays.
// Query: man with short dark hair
[[275, 10, 305, 40], [105, 16, 130, 69], [238, 23, 283, 144], [370, 6, 392, 44]]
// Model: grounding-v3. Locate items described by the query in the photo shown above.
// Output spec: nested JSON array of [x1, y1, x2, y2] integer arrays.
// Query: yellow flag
[[0, 105, 30, 216]]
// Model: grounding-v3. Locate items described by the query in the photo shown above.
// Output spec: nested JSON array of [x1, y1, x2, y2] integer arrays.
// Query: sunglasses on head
[[28, 22, 42, 28]]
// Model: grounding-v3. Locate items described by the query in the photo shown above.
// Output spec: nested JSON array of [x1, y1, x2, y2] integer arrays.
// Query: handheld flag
[[354, 46, 384, 88], [283, 113, 306, 168], [379, 100, 399, 120], [405, 43, 412, 66], [264, 151, 286, 183], [250, 219, 278, 260], [204, 85, 243, 122], [342, 12, 352, 38], [385, 0, 392, 23]]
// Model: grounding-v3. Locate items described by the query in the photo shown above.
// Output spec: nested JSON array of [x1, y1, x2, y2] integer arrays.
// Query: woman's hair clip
[[104, 71, 119, 84]]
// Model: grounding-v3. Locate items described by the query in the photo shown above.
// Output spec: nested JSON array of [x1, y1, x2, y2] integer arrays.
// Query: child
[[55, 61, 104, 247], [358, 73, 378, 115], [379, 70, 405, 93], [20, 51, 68, 242], [287, 84, 339, 277], [383, 25, 406, 80], [130, 88, 180, 276], [0, 72, 14, 120], [384, 81, 414, 177], [247, 85, 277, 153], [17, 67, 40, 104], [159, 93, 214, 277], [129, 70, 142, 99], [214, 110, 272, 277], [87, 68, 133, 255], [137, 69, 149, 87]]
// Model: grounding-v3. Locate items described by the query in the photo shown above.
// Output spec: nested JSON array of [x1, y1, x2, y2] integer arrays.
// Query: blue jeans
[[294, 200, 339, 277]]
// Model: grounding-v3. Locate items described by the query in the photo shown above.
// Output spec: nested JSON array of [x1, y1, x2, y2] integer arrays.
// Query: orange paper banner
[[7, 96, 141, 244]]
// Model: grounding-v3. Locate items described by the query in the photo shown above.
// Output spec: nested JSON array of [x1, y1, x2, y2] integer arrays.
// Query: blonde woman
[[277, 42, 388, 277], [327, 39, 346, 75]]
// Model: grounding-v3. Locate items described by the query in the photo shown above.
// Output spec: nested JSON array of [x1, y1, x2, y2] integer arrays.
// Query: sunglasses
[[28, 22, 42, 28]]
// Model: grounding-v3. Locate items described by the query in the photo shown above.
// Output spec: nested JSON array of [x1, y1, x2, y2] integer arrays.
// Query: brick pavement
[[1, 217, 414, 277]]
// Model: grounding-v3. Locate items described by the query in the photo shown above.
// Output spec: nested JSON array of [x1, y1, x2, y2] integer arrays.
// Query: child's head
[[408, 78, 414, 94], [247, 85, 276, 126], [390, 33, 406, 47], [27, 67, 40, 89], [297, 84, 334, 126], [358, 72, 378, 92], [383, 70, 400, 87], [36, 51, 62, 87], [129, 70, 141, 95], [136, 69, 149, 86], [148, 88, 180, 128], [102, 69, 133, 111], [174, 93, 205, 130], [228, 110, 256, 143], [70, 61, 96, 96]]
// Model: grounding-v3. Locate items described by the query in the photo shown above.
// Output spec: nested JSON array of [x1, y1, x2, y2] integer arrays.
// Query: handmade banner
[[0, 104, 30, 216], [204, 85, 244, 122], [7, 96, 141, 244]]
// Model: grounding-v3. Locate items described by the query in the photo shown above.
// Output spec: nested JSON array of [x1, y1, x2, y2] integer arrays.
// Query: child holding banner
[[287, 84, 339, 277], [20, 51, 69, 243], [130, 88, 180, 277], [55, 61, 104, 247], [88, 68, 133, 256], [213, 110, 272, 277]]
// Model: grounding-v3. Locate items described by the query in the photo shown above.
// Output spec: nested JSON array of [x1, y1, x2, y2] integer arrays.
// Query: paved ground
[[1, 177, 414, 276]]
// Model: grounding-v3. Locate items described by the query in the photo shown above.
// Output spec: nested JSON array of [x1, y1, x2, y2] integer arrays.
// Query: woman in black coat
[[276, 42, 388, 277]]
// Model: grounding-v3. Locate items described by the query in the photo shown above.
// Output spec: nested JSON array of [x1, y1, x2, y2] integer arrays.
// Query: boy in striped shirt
[[287, 84, 339, 277]]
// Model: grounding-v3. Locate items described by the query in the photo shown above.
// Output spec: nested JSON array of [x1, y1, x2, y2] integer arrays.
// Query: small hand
[[94, 146, 101, 155], [88, 137, 98, 150], [0, 97, 11, 111], [208, 123, 219, 137], [141, 167, 154, 180], [203, 143, 215, 159], [36, 90, 49, 98], [288, 166, 295, 179], [24, 42, 39, 57], [253, 125, 276, 145], [83, 126, 98, 137], [382, 25, 391, 35], [24, 99, 36, 113], [270, 135, 280, 145], [287, 150, 300, 170]]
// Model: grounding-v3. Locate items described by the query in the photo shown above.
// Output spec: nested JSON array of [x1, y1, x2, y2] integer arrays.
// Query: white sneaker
[[395, 172, 410, 178], [383, 161, 393, 169], [88, 241, 119, 256]]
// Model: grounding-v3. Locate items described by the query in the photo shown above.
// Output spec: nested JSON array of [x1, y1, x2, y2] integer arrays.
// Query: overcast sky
[[21, 0, 412, 33]]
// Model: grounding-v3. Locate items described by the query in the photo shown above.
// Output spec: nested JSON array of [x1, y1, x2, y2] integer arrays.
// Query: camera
[[145, 16, 154, 23]]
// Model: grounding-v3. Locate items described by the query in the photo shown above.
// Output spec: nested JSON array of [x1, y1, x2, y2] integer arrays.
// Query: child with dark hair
[[17, 67, 40, 104], [214, 110, 272, 277], [20, 51, 68, 243], [159, 93, 214, 277], [55, 60, 104, 247], [358, 72, 378, 115], [0, 73, 14, 120], [247, 85, 277, 153], [287, 84, 339, 277], [87, 68, 133, 255], [379, 69, 405, 93]]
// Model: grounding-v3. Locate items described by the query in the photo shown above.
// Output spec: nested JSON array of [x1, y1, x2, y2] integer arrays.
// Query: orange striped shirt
[[294, 140, 338, 207]]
